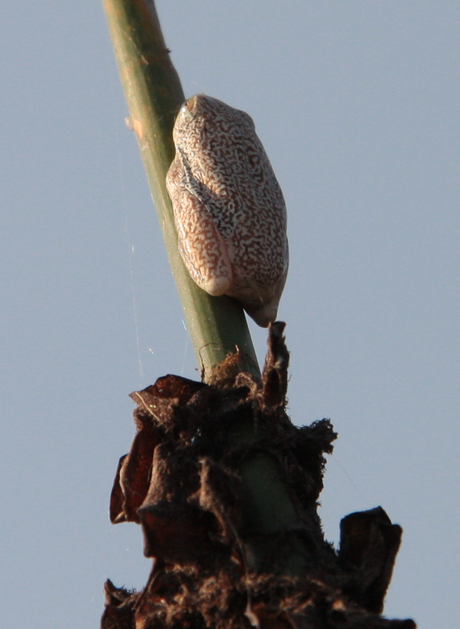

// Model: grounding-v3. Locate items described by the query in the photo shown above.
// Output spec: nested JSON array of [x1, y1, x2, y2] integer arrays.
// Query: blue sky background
[[1, 2, 459, 627]]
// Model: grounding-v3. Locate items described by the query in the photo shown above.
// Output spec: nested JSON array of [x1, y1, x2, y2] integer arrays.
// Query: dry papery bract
[[102, 323, 415, 629]]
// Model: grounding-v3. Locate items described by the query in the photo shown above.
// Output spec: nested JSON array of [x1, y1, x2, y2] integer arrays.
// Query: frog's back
[[167, 94, 289, 327]]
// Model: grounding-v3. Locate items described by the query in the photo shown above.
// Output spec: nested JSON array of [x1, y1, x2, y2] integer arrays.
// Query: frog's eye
[[179, 100, 194, 123], [184, 97, 195, 111]]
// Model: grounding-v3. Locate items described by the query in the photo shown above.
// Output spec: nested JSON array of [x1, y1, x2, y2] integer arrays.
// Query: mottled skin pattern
[[166, 94, 288, 327]]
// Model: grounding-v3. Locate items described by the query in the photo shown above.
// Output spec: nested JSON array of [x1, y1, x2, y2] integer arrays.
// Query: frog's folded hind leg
[[172, 187, 234, 297]]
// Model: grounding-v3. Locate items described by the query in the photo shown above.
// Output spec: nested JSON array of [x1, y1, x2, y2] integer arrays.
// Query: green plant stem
[[103, 0, 260, 382], [103, 0, 313, 579]]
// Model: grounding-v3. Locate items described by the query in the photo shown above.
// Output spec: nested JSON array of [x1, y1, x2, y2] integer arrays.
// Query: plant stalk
[[103, 0, 260, 381]]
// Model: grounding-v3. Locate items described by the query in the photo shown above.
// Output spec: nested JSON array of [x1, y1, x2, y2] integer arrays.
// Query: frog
[[166, 94, 288, 327]]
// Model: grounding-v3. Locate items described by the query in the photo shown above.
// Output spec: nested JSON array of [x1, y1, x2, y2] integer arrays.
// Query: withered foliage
[[102, 323, 415, 629]]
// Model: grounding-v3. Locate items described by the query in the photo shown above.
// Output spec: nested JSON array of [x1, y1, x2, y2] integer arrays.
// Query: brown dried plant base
[[102, 323, 415, 629]]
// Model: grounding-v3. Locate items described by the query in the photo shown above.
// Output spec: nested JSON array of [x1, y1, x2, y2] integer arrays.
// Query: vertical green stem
[[103, 0, 260, 381]]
